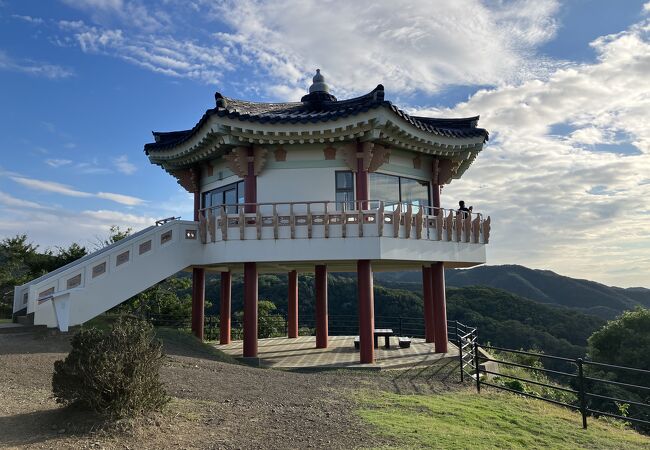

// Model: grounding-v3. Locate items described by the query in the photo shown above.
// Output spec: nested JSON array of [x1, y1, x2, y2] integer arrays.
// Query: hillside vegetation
[[375, 265, 650, 319]]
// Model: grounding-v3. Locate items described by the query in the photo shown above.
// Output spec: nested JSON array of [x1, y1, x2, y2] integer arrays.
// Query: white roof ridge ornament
[[309, 69, 329, 94]]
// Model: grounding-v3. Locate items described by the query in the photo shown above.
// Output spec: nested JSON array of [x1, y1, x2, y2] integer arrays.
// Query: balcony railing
[[198, 200, 490, 244]]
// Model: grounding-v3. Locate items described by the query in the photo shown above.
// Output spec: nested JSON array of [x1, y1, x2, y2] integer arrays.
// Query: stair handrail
[[17, 218, 182, 289]]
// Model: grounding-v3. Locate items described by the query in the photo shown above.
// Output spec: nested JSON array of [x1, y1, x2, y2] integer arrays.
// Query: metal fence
[[457, 337, 650, 430]]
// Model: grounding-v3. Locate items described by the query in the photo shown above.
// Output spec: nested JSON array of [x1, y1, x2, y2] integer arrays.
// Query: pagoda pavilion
[[13, 70, 490, 365]]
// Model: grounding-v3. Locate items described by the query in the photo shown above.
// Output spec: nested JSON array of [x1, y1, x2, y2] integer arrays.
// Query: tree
[[55, 243, 88, 266], [94, 225, 132, 250], [586, 308, 650, 432]]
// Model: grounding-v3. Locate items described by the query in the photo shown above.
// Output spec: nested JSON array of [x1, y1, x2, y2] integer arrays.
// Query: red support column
[[356, 142, 369, 209], [243, 262, 258, 358], [244, 147, 257, 213], [219, 271, 232, 345], [422, 266, 435, 343], [315, 265, 328, 348], [288, 270, 299, 338], [431, 262, 448, 353], [191, 267, 205, 341], [357, 260, 375, 364], [432, 183, 441, 215]]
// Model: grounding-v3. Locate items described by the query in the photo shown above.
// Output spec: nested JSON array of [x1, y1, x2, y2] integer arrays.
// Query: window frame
[[335, 170, 355, 210]]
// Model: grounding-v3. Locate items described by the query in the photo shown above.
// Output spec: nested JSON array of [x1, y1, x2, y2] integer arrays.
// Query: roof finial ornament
[[309, 68, 329, 94], [302, 68, 337, 104]]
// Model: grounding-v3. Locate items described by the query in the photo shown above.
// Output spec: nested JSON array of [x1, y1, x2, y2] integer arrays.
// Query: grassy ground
[[358, 390, 650, 449]]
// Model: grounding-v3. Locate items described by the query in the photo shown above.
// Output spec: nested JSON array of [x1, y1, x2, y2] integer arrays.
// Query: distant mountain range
[[374, 264, 650, 320]]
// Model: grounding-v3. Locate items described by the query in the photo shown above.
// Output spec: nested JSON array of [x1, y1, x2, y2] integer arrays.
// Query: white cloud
[[431, 15, 650, 287], [644, 2, 650, 13], [45, 158, 73, 168], [11, 177, 92, 198], [209, 0, 561, 99], [0, 50, 74, 79], [0, 205, 156, 250], [0, 191, 51, 210], [60, 0, 166, 32], [57, 20, 230, 83], [96, 192, 144, 206], [12, 14, 44, 24], [113, 155, 136, 175], [8, 175, 146, 206]]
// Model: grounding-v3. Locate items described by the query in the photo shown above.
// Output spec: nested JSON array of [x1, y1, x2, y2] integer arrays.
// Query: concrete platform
[[215, 335, 459, 370]]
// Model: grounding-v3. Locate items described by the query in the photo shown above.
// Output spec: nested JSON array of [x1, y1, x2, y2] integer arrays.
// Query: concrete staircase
[[12, 219, 202, 331]]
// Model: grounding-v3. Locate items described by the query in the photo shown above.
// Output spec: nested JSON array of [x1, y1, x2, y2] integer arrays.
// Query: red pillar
[[357, 260, 375, 364], [315, 265, 328, 349], [422, 266, 435, 343], [219, 271, 231, 345], [243, 262, 258, 357], [431, 262, 448, 353], [432, 183, 441, 215], [288, 270, 299, 338], [191, 267, 205, 341], [356, 141, 369, 209], [244, 147, 257, 213]]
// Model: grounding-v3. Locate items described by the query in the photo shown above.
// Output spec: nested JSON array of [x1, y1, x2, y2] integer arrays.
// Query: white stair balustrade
[[13, 220, 201, 330]]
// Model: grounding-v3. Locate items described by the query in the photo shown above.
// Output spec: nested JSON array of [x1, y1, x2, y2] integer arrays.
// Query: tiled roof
[[144, 85, 488, 153]]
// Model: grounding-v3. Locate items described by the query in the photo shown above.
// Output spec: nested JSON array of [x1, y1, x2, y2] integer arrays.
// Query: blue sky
[[1, 0, 649, 287]]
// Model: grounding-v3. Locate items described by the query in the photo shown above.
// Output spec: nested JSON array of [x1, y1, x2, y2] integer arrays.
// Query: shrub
[[52, 316, 169, 419]]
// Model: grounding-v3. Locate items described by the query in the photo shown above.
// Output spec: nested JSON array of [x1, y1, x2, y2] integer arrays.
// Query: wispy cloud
[[9, 175, 146, 206], [96, 192, 143, 206], [55, 0, 561, 93], [0, 191, 51, 210], [11, 14, 44, 24], [113, 155, 136, 175], [45, 158, 73, 168], [0, 50, 74, 79], [11, 177, 91, 197]]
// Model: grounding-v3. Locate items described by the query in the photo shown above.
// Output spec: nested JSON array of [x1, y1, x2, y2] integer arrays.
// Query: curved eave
[[148, 110, 486, 167]]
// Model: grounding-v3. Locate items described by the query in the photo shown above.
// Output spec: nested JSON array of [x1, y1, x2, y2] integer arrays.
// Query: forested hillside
[[374, 265, 650, 319], [201, 273, 605, 358]]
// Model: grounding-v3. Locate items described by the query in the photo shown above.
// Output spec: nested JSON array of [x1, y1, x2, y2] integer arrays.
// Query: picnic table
[[374, 328, 394, 349]]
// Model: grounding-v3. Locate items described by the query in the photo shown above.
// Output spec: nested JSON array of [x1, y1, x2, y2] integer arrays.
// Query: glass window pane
[[224, 189, 237, 214], [336, 172, 353, 189], [401, 178, 430, 211], [336, 191, 355, 211], [203, 192, 212, 209], [211, 191, 222, 208], [237, 181, 245, 204], [369, 173, 400, 207]]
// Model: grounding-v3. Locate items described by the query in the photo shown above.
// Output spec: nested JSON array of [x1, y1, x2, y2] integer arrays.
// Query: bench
[[354, 336, 360, 349], [398, 337, 411, 349]]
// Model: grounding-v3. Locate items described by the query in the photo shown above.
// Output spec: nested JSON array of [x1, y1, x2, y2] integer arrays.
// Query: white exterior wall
[[199, 144, 435, 205]]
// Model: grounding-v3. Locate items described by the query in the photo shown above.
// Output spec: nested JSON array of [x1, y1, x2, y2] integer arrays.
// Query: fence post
[[457, 320, 464, 382], [399, 317, 403, 336], [474, 342, 481, 393], [577, 358, 588, 429]]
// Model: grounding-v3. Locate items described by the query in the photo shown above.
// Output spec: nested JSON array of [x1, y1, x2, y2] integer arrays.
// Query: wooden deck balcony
[[197, 200, 491, 245]]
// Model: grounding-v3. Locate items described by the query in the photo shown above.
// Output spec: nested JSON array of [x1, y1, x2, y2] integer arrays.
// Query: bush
[[52, 316, 169, 419]]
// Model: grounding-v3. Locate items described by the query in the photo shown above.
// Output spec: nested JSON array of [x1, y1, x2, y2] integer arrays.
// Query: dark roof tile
[[145, 85, 488, 153]]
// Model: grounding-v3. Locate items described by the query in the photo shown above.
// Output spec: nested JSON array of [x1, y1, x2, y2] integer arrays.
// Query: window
[[369, 172, 430, 211], [335, 171, 355, 210], [203, 181, 245, 213], [92, 262, 107, 278], [139, 240, 152, 255]]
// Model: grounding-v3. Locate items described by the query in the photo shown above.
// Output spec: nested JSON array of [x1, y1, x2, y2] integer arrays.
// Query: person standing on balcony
[[458, 200, 471, 218]]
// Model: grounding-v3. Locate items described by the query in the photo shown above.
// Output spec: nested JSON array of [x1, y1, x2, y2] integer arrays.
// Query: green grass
[[358, 391, 650, 449]]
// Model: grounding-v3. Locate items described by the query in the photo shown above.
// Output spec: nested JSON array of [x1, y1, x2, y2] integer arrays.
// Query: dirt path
[[0, 330, 462, 449]]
